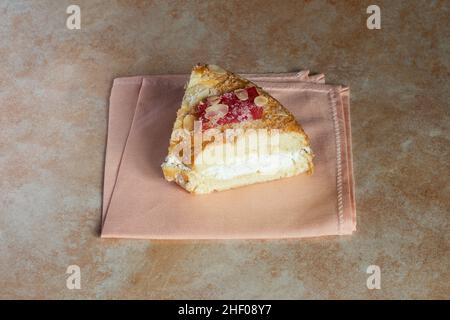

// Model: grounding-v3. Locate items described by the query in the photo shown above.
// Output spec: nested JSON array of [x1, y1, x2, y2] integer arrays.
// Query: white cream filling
[[164, 147, 311, 181], [199, 148, 310, 180]]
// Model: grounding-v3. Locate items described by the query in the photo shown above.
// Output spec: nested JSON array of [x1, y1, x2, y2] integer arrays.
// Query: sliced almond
[[208, 64, 226, 74], [205, 103, 228, 120], [235, 89, 248, 101], [254, 95, 268, 107], [207, 95, 221, 104], [183, 114, 195, 131]]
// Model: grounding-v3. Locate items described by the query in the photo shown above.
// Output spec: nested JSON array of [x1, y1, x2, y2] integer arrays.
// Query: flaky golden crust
[[162, 64, 314, 192], [170, 64, 311, 147]]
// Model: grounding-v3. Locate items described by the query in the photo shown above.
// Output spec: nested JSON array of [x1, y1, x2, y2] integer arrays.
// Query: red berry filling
[[195, 87, 264, 130]]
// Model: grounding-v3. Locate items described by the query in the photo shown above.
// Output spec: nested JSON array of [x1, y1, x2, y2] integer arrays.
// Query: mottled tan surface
[[0, 0, 449, 299]]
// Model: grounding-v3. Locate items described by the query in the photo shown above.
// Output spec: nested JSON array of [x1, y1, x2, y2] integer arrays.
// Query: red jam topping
[[195, 87, 264, 130]]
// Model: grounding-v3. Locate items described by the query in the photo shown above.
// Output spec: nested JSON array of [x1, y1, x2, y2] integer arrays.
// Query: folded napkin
[[101, 71, 355, 239], [102, 71, 324, 222]]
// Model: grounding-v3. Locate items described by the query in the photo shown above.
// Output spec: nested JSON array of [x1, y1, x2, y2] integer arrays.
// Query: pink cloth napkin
[[101, 71, 355, 239]]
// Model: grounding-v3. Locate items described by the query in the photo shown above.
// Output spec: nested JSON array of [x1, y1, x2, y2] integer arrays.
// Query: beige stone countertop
[[1, 0, 448, 299]]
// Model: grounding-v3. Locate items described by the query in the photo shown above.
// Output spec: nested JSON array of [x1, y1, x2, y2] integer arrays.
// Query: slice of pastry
[[161, 64, 313, 194]]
